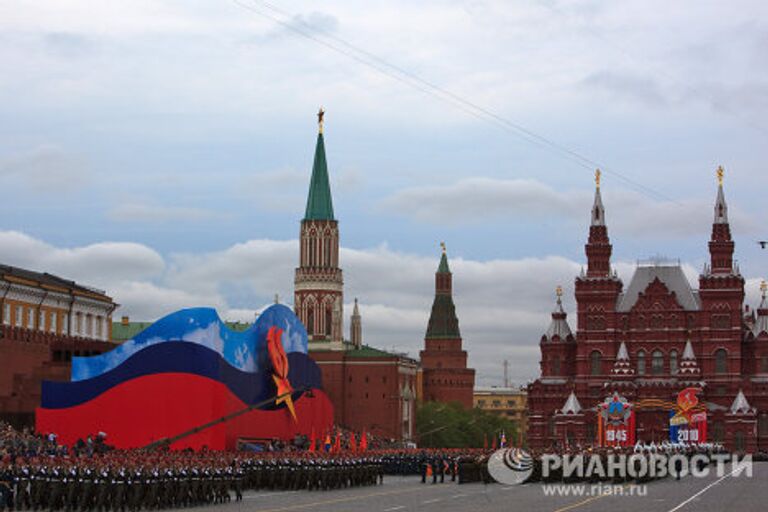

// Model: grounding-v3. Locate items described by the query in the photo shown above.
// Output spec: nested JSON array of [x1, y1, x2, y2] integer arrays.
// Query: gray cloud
[[244, 9, 340, 44], [0, 230, 164, 287], [581, 70, 668, 107], [238, 169, 308, 212], [238, 166, 362, 213], [1, 229, 766, 386], [380, 178, 760, 238], [291, 12, 340, 34], [42, 32, 94, 58], [0, 145, 91, 194], [107, 203, 228, 223], [379, 178, 585, 224]]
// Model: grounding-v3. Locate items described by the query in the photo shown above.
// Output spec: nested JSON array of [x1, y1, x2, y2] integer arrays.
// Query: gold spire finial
[[716, 165, 724, 186], [317, 107, 325, 134], [595, 169, 601, 188], [556, 285, 563, 298], [440, 241, 446, 254], [761, 280, 767, 298]]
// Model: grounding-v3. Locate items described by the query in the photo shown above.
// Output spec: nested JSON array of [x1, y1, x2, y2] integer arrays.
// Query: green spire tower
[[426, 242, 459, 338], [294, 109, 344, 348], [304, 108, 335, 220]]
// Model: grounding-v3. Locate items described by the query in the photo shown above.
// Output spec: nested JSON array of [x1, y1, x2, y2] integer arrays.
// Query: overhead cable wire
[[232, 0, 677, 203]]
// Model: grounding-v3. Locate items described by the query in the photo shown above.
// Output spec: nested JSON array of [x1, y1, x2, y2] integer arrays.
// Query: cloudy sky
[[1, 0, 767, 385]]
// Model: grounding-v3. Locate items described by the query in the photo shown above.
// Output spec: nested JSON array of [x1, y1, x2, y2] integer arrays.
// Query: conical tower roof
[[714, 166, 728, 224], [304, 110, 334, 221], [544, 286, 572, 341], [730, 389, 752, 414], [753, 281, 768, 336], [678, 340, 701, 376], [426, 245, 460, 339], [352, 297, 360, 317], [437, 252, 450, 273], [592, 170, 605, 227], [611, 341, 634, 376], [561, 391, 582, 415]]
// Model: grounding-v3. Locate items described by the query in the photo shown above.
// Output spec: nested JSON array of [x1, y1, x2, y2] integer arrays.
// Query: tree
[[416, 401, 519, 448]]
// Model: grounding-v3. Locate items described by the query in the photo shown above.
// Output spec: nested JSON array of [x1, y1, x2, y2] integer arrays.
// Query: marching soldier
[[0, 461, 14, 512], [15, 460, 32, 511]]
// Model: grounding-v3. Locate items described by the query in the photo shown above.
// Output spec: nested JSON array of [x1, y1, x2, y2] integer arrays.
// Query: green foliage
[[415, 401, 519, 448]]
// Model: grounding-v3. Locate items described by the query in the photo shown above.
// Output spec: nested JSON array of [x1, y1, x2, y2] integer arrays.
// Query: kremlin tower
[[294, 109, 344, 349], [294, 110, 418, 442], [419, 244, 475, 408]]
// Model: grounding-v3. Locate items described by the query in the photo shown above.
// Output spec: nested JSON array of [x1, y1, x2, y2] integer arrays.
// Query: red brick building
[[0, 265, 117, 427], [311, 347, 418, 442], [296, 113, 419, 442], [419, 246, 475, 408], [527, 169, 768, 452]]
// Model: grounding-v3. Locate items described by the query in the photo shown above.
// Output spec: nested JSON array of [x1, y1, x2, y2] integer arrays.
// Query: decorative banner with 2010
[[669, 387, 707, 444]]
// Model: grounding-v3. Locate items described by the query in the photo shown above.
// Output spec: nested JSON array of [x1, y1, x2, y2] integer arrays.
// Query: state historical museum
[[527, 169, 768, 453]]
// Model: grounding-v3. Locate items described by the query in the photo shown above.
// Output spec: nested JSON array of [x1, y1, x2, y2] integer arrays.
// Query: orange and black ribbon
[[267, 326, 297, 422]]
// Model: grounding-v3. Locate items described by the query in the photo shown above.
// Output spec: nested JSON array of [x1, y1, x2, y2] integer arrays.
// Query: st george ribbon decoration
[[268, 326, 297, 422]]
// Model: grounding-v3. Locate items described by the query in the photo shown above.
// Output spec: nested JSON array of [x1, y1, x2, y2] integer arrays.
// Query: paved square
[[183, 463, 766, 512]]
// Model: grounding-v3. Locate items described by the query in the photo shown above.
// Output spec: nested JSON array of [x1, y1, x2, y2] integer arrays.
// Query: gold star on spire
[[716, 165, 724, 186], [761, 280, 767, 299], [595, 169, 601, 188], [556, 285, 563, 298], [317, 107, 325, 134], [440, 241, 446, 254]]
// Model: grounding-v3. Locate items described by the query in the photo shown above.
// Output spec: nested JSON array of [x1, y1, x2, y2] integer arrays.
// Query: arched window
[[325, 307, 333, 336], [552, 355, 561, 375], [306, 308, 314, 335], [759, 414, 768, 437], [637, 350, 646, 375], [715, 349, 728, 374], [590, 351, 602, 376], [734, 431, 745, 452], [652, 350, 664, 375], [712, 421, 725, 442], [670, 349, 678, 375]]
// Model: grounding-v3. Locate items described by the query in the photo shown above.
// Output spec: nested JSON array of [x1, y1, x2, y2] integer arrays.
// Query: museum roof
[[616, 262, 700, 312]]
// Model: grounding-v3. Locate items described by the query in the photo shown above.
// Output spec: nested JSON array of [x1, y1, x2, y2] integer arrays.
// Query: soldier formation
[[0, 451, 389, 511], [365, 449, 491, 485], [4, 416, 759, 512]]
